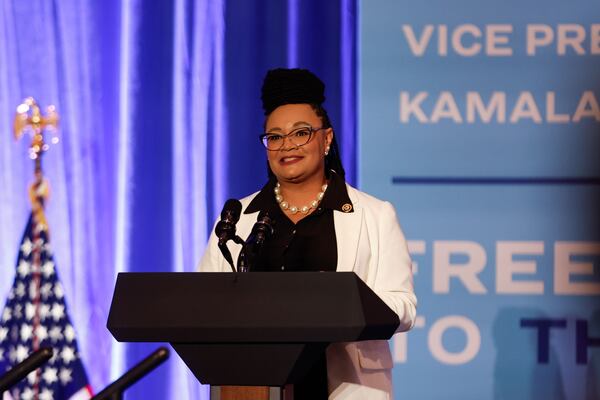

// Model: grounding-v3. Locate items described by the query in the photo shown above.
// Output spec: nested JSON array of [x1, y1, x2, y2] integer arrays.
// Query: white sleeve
[[373, 201, 417, 332]]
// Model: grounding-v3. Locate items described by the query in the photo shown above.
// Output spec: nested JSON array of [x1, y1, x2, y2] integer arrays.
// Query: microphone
[[215, 199, 242, 246], [251, 210, 274, 247], [215, 199, 242, 272], [237, 210, 275, 272], [91, 347, 169, 400], [0, 347, 53, 392]]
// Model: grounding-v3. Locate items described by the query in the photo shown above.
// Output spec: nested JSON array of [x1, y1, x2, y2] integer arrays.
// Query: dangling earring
[[324, 145, 330, 156]]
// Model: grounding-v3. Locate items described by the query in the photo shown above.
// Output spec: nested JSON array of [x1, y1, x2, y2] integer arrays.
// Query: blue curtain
[[0, 0, 356, 399]]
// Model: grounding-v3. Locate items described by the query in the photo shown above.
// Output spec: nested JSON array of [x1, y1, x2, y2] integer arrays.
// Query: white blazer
[[198, 184, 417, 399]]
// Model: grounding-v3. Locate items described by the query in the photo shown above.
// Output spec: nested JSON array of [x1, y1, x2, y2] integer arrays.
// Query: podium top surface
[[107, 272, 399, 343]]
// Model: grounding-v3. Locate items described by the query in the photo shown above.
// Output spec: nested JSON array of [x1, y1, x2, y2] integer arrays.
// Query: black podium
[[107, 272, 399, 387]]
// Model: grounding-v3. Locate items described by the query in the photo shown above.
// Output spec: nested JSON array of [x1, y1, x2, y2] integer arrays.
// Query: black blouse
[[244, 171, 354, 273], [243, 171, 354, 399]]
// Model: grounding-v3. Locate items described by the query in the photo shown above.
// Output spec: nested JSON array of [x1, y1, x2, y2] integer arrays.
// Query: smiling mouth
[[279, 156, 304, 165]]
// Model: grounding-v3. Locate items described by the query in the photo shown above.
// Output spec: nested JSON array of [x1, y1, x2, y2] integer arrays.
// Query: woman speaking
[[199, 68, 417, 399]]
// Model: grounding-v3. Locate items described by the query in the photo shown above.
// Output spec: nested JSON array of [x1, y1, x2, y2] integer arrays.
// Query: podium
[[107, 272, 399, 397]]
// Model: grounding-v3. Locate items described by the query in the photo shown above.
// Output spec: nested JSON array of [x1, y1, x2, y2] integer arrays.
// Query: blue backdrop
[[360, 1, 600, 399]]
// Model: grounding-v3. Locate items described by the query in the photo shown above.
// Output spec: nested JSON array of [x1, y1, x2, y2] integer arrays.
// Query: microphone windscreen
[[254, 210, 274, 240], [221, 199, 242, 222]]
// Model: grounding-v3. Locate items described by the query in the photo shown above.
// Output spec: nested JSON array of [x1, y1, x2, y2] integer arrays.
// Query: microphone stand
[[236, 246, 250, 273], [218, 242, 237, 273], [91, 347, 169, 400], [0, 347, 53, 393], [233, 236, 249, 273]]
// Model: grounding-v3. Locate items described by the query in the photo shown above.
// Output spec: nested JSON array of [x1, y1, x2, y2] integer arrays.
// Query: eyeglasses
[[259, 126, 325, 151]]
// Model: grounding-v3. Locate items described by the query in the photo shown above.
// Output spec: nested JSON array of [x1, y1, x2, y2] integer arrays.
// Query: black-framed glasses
[[259, 126, 325, 151]]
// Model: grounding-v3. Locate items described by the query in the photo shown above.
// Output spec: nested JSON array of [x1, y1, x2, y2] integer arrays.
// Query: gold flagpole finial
[[13, 97, 59, 231], [14, 97, 59, 163]]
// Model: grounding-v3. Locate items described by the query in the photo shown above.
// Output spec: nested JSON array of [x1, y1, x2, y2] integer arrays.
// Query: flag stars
[[26, 369, 38, 384], [49, 347, 59, 364], [1, 308, 11, 322], [21, 387, 35, 400], [40, 304, 51, 320], [50, 303, 65, 321], [20, 323, 33, 342], [15, 282, 26, 298], [0, 326, 8, 342], [59, 367, 73, 385], [25, 302, 36, 320], [61, 346, 76, 364], [35, 325, 49, 342], [39, 388, 54, 400], [41, 260, 55, 278], [17, 260, 30, 277], [54, 282, 64, 299], [20, 238, 33, 257], [40, 283, 53, 299], [42, 366, 58, 384], [64, 324, 75, 342], [49, 326, 63, 342], [3, 221, 90, 398], [15, 344, 29, 362]]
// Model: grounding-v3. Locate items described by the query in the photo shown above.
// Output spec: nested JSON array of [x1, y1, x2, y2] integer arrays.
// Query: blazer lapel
[[334, 205, 363, 272]]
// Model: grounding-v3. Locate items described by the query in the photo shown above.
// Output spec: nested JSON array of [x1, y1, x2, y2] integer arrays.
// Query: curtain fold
[[0, 1, 356, 398]]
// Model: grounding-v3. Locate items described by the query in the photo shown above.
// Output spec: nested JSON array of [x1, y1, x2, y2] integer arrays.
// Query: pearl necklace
[[274, 182, 328, 215]]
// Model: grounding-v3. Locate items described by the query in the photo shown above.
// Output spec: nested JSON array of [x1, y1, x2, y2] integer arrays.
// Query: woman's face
[[265, 103, 333, 184]]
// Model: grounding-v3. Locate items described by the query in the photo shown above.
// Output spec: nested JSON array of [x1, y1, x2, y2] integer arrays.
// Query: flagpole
[[14, 97, 59, 232], [2, 97, 91, 399], [13, 97, 59, 398]]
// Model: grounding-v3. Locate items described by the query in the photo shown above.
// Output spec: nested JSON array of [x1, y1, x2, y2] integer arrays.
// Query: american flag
[[0, 213, 92, 400]]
